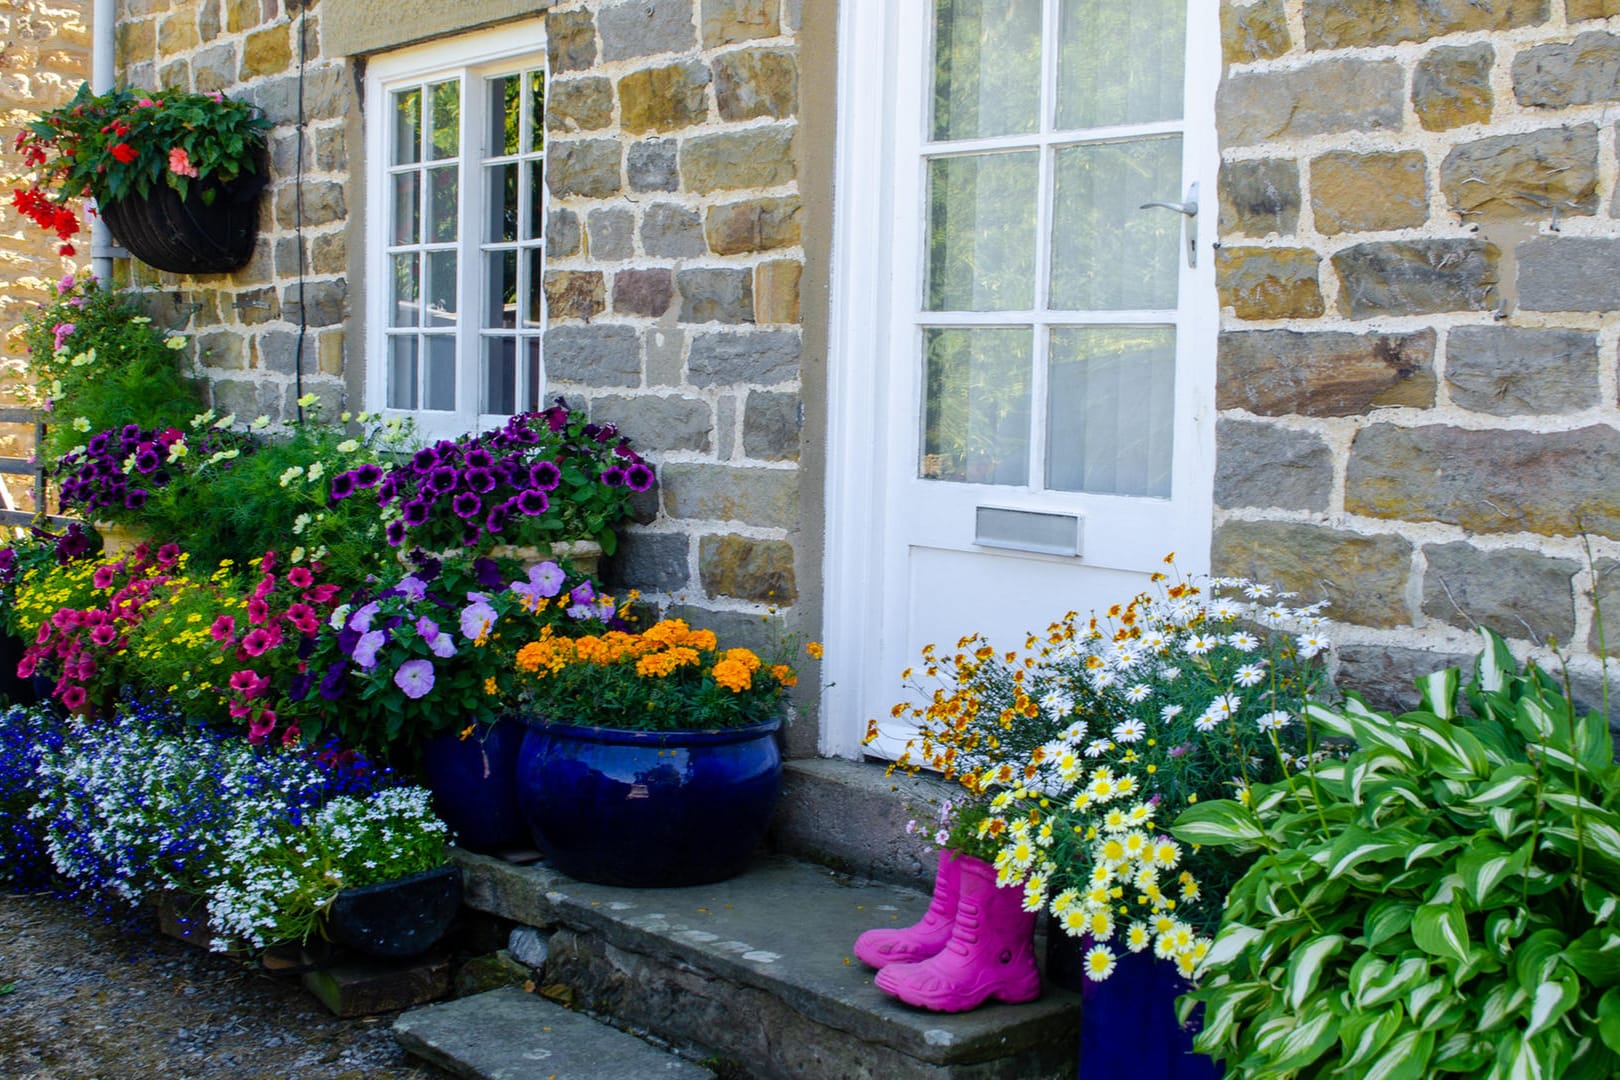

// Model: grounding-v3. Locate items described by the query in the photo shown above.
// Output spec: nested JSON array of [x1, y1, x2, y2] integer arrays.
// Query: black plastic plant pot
[[323, 864, 463, 959], [99, 172, 265, 275]]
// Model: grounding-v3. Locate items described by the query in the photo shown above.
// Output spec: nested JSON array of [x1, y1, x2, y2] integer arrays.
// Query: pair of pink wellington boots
[[853, 850, 1042, 1012]]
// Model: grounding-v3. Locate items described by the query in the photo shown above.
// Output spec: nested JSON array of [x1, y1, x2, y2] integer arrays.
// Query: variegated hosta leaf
[[1338, 1007, 1401, 1069], [1358, 1028, 1435, 1080], [1478, 979, 1529, 1031], [1413, 898, 1470, 966], [1462, 765, 1536, 807], [1460, 841, 1527, 907], [1525, 975, 1579, 1039], [1363, 898, 1416, 948], [1598, 986, 1620, 1055], [1285, 933, 1346, 1010], [1263, 996, 1340, 1073], [1416, 667, 1460, 720], [1172, 799, 1267, 848], [1353, 954, 1429, 1009]]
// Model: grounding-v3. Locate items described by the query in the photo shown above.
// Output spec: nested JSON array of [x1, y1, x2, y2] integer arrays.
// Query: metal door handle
[[1139, 181, 1199, 267]]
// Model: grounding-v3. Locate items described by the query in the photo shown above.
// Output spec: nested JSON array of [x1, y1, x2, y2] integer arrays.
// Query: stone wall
[[0, 0, 88, 510], [1215, 0, 1620, 708]]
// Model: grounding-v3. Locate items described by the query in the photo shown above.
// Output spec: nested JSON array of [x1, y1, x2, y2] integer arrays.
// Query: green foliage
[[1174, 629, 1620, 1079]]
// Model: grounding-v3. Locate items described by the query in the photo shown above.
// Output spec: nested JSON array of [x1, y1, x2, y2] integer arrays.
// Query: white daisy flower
[[1227, 631, 1259, 652], [1184, 634, 1216, 656], [1160, 704, 1184, 722], [1084, 738, 1113, 758], [1256, 710, 1291, 732], [1208, 693, 1242, 719], [1125, 683, 1152, 703], [1234, 662, 1267, 688], [1297, 633, 1330, 659], [1193, 712, 1222, 733]]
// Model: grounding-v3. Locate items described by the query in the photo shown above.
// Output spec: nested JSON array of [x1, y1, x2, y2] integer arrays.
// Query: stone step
[[395, 985, 714, 1079], [451, 850, 1081, 1080]]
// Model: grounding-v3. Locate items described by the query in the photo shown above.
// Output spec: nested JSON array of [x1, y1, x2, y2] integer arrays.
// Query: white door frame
[[822, 1, 1221, 759]]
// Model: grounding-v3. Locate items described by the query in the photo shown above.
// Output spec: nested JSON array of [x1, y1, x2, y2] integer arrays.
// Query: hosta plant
[[1173, 629, 1620, 1079]]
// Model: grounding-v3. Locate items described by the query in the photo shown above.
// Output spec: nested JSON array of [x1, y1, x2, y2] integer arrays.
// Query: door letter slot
[[974, 507, 1082, 558]]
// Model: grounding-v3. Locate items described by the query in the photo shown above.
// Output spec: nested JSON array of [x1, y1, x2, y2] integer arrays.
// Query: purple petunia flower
[[352, 629, 387, 670], [600, 466, 625, 487], [464, 447, 494, 470], [566, 581, 597, 620], [134, 445, 161, 473], [465, 467, 496, 494], [460, 594, 497, 640], [452, 491, 482, 519], [529, 461, 561, 490], [385, 520, 406, 546], [124, 488, 148, 509], [394, 575, 428, 602], [416, 616, 457, 658], [473, 558, 503, 589], [354, 463, 384, 488], [427, 465, 459, 495], [329, 472, 357, 501], [402, 500, 431, 527], [412, 447, 441, 472], [319, 662, 348, 701], [625, 463, 655, 492], [511, 561, 566, 609], [485, 505, 510, 535], [516, 488, 549, 516], [348, 601, 380, 631], [395, 659, 435, 700]]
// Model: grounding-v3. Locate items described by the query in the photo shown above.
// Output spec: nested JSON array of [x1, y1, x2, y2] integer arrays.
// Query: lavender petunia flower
[[460, 594, 498, 640], [395, 659, 435, 700], [352, 629, 387, 670]]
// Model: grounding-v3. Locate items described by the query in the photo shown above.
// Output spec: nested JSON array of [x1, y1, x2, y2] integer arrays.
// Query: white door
[[824, 0, 1220, 757]]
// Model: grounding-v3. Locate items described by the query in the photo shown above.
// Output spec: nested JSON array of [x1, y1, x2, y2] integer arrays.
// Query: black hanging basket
[[98, 171, 266, 275]]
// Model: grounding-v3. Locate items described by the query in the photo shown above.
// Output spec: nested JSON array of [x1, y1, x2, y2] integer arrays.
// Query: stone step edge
[[453, 850, 1080, 1069]]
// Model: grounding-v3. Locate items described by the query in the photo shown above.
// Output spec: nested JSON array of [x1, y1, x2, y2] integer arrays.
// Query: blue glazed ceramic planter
[[421, 718, 530, 852], [1080, 946, 1220, 1079], [515, 717, 783, 887]]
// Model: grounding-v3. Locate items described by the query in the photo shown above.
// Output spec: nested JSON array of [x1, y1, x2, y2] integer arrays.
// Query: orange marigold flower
[[712, 657, 752, 692], [771, 663, 798, 687], [724, 647, 762, 672]]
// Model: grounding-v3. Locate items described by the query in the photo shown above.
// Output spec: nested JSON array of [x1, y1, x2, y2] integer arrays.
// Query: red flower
[[108, 142, 137, 164]]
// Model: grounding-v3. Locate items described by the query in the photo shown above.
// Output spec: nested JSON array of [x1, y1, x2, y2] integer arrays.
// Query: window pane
[[487, 250, 518, 329], [393, 88, 421, 166], [388, 336, 418, 410], [428, 80, 460, 160], [525, 337, 542, 411], [426, 251, 457, 328], [931, 0, 1041, 141], [424, 336, 457, 411], [526, 160, 544, 240], [487, 162, 518, 242], [489, 74, 520, 157], [392, 172, 420, 245], [1047, 326, 1174, 497], [920, 327, 1031, 485], [524, 249, 544, 327], [428, 165, 459, 243], [926, 151, 1038, 312], [1057, 0, 1186, 130], [528, 70, 545, 154], [390, 253, 419, 327], [1050, 137, 1182, 311], [483, 337, 517, 415]]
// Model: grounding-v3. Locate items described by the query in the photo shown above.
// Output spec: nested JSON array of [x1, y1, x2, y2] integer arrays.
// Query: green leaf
[[1171, 800, 1267, 847], [1360, 1028, 1435, 1080], [1304, 699, 1357, 738], [1322, 828, 1406, 881], [1459, 840, 1526, 907], [1412, 899, 1470, 966], [1474, 627, 1515, 694], [1515, 928, 1569, 987], [1269, 996, 1340, 1072], [1479, 980, 1529, 1031], [1338, 1007, 1401, 1069], [1286, 933, 1345, 1010], [1200, 923, 1263, 972], [1598, 987, 1620, 1055], [1348, 713, 1416, 764], [1355, 955, 1429, 1009], [1525, 976, 1579, 1039], [1564, 928, 1620, 988], [1364, 898, 1417, 948], [1416, 666, 1460, 719]]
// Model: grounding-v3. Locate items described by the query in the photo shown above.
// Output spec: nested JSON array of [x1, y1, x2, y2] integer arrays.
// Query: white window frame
[[364, 24, 547, 441]]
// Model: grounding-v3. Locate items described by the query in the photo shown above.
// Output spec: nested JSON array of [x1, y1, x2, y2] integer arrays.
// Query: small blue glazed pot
[[421, 717, 530, 852]]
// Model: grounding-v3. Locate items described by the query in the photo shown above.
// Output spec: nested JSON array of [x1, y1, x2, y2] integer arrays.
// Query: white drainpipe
[[89, 0, 116, 282]]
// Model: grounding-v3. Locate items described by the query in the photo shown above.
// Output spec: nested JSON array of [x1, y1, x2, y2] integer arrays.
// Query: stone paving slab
[[394, 986, 712, 1080]]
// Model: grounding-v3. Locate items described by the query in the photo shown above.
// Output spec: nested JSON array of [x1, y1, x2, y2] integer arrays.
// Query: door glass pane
[[526, 161, 545, 240], [524, 249, 544, 326], [392, 172, 419, 245], [1050, 136, 1182, 311], [487, 250, 518, 329], [528, 71, 545, 154], [428, 165, 459, 242], [921, 327, 1031, 485], [525, 337, 542, 411], [931, 0, 1041, 141], [926, 151, 1038, 312], [1058, 0, 1186, 130], [488, 162, 518, 242], [424, 336, 457, 411], [483, 337, 517, 415], [392, 88, 421, 165], [387, 336, 418, 410], [1047, 326, 1174, 497], [489, 74, 520, 157], [428, 80, 460, 160], [390, 253, 419, 327], [426, 251, 457, 328]]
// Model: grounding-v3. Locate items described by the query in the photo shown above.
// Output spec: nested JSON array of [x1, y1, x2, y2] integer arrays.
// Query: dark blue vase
[[1080, 947, 1220, 1079], [421, 718, 529, 852], [515, 717, 783, 887]]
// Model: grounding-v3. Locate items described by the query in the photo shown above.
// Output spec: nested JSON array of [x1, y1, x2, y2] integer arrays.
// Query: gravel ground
[[0, 892, 451, 1080]]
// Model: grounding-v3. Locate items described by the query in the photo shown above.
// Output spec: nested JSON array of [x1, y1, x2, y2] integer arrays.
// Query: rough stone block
[[1219, 61, 1403, 146], [646, 327, 686, 386], [1518, 238, 1620, 311], [1218, 158, 1300, 238], [547, 140, 622, 199], [592, 393, 712, 453], [753, 259, 802, 325], [1335, 644, 1478, 715], [195, 329, 245, 371], [681, 126, 796, 194], [1303, 0, 1550, 49], [1214, 419, 1333, 512], [311, 231, 346, 277], [158, 10, 199, 56], [628, 140, 680, 192], [703, 0, 779, 46], [548, 208, 582, 258], [714, 48, 798, 121], [688, 330, 800, 386], [1514, 32, 1620, 108], [116, 18, 155, 65], [158, 58, 191, 91], [1413, 43, 1495, 131], [1440, 125, 1599, 222], [742, 390, 800, 461], [1212, 520, 1414, 628], [1310, 151, 1429, 234], [548, 9, 597, 73], [706, 196, 801, 256], [618, 61, 711, 134], [678, 267, 753, 324], [599, 0, 696, 61], [1569, 0, 1620, 18], [641, 203, 707, 257], [700, 533, 797, 602], [257, 329, 302, 375], [1332, 239, 1499, 318], [1216, 247, 1324, 320], [663, 463, 798, 528], [282, 279, 347, 328], [234, 285, 281, 325], [544, 271, 607, 323], [198, 0, 221, 42], [586, 207, 636, 260], [601, 530, 692, 592], [274, 179, 345, 229], [1421, 542, 1577, 643], [1445, 326, 1599, 415], [1217, 328, 1436, 417], [544, 324, 641, 385], [1222, 0, 1290, 65], [1590, 559, 1620, 656], [210, 378, 281, 421], [1346, 422, 1620, 539], [547, 76, 614, 133], [614, 269, 675, 317], [239, 24, 290, 79], [192, 42, 236, 92]]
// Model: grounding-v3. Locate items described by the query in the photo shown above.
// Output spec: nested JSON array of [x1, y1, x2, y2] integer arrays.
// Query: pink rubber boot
[[853, 849, 964, 969], [872, 854, 1041, 1012]]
